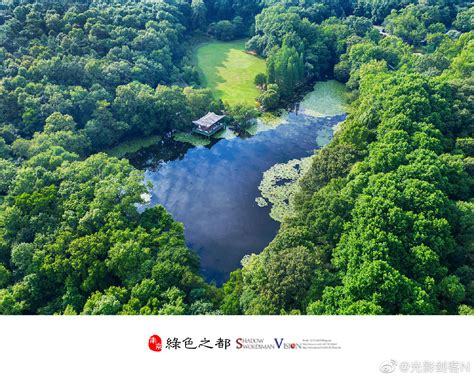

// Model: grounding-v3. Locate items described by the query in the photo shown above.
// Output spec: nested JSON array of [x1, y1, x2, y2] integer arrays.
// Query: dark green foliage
[[454, 7, 474, 33], [0, 0, 214, 151], [204, 0, 261, 23], [254, 73, 267, 88], [208, 20, 235, 40]]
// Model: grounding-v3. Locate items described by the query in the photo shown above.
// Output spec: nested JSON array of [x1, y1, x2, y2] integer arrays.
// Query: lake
[[128, 81, 348, 284]]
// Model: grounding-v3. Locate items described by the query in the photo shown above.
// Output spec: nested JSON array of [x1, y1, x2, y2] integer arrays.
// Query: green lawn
[[194, 39, 266, 106]]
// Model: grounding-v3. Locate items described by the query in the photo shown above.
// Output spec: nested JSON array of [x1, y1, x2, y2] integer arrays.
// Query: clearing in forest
[[194, 39, 266, 107]]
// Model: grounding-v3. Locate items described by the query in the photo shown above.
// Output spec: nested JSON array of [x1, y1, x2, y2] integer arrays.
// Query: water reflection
[[129, 112, 346, 284]]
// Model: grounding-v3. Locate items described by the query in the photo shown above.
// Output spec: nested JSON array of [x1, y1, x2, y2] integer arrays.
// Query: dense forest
[[0, 0, 472, 314]]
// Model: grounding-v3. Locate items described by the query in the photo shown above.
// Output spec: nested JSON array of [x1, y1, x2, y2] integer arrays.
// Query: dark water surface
[[129, 112, 346, 284]]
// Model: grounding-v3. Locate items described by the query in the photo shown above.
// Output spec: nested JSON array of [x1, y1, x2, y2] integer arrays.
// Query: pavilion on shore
[[192, 112, 225, 137]]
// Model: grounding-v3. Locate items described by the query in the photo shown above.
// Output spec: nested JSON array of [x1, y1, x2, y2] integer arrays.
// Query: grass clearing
[[194, 39, 266, 106]]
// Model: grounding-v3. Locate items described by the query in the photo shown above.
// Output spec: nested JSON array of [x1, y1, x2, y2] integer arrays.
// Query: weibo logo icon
[[148, 335, 162, 352]]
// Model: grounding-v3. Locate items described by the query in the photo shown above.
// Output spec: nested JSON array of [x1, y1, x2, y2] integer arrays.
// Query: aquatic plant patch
[[256, 157, 312, 222]]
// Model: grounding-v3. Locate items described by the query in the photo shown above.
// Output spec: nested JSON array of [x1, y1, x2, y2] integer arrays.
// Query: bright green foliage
[[0, 151, 219, 314], [267, 42, 304, 98], [247, 6, 381, 82], [228, 30, 474, 314], [257, 84, 280, 110], [384, 5, 428, 46], [227, 103, 260, 129], [240, 228, 319, 314], [0, 159, 16, 194], [220, 270, 244, 314], [0, 0, 472, 317]]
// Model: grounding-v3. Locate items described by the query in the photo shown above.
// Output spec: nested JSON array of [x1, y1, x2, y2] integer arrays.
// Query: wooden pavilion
[[192, 112, 225, 137]]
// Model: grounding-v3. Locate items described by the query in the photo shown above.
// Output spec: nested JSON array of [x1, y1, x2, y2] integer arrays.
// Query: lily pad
[[256, 156, 312, 222], [300, 80, 348, 118], [173, 132, 211, 146]]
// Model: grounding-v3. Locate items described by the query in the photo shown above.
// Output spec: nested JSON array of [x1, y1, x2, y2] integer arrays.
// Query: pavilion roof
[[192, 112, 225, 129]]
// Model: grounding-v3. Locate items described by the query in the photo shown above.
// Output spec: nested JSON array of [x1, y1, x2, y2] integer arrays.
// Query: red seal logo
[[148, 335, 162, 352]]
